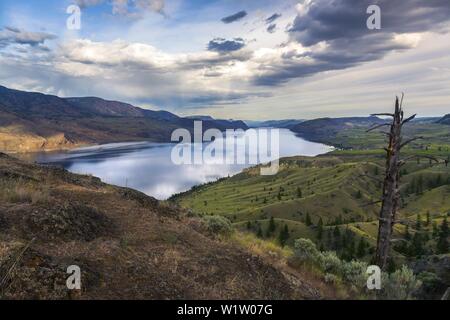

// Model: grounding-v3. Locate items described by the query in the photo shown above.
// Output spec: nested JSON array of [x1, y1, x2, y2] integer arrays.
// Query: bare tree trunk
[[374, 98, 403, 269]]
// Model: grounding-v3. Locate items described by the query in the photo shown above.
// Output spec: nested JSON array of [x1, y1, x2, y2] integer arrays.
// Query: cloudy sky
[[0, 0, 449, 120]]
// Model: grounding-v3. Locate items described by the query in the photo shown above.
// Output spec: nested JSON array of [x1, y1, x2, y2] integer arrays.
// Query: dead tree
[[368, 95, 420, 269], [366, 95, 446, 268]]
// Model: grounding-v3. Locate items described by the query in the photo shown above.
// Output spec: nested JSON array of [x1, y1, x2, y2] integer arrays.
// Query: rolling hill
[[0, 86, 247, 153], [171, 152, 450, 297]]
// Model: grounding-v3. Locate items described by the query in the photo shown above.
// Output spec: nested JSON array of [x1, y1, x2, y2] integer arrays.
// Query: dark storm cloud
[[265, 13, 281, 24], [221, 10, 247, 24], [254, 0, 450, 86], [289, 0, 450, 47], [207, 38, 246, 52]]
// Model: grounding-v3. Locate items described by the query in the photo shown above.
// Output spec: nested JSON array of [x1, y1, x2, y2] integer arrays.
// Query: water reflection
[[35, 129, 333, 200]]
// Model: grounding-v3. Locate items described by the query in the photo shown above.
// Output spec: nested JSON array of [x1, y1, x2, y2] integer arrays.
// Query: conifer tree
[[297, 187, 302, 198], [405, 225, 411, 240], [256, 225, 263, 238], [437, 217, 449, 254], [357, 238, 367, 258], [317, 217, 324, 240], [305, 212, 312, 226], [416, 214, 422, 231], [278, 224, 289, 247], [268, 216, 276, 234]]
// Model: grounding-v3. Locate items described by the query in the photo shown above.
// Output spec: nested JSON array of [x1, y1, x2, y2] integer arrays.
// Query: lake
[[34, 129, 333, 200]]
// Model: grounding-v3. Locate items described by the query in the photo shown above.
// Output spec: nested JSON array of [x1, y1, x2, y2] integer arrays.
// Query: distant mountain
[[290, 116, 385, 147], [437, 114, 450, 125], [245, 119, 305, 128], [0, 85, 247, 152], [185, 115, 248, 129], [185, 115, 215, 121], [411, 117, 441, 123]]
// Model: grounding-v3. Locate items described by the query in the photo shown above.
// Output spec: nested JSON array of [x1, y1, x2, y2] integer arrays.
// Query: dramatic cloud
[[1, 0, 449, 118], [253, 0, 450, 86], [221, 11, 247, 24], [0, 27, 56, 48], [265, 13, 281, 24], [207, 38, 246, 53], [289, 0, 450, 46], [0, 38, 259, 109]]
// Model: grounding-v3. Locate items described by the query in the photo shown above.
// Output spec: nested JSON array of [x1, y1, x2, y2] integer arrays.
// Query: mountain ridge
[[0, 85, 247, 153]]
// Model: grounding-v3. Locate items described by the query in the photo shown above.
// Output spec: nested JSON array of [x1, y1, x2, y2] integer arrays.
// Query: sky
[[0, 0, 449, 120]]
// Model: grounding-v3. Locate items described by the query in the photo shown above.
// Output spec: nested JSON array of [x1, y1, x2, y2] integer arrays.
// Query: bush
[[202, 215, 233, 236], [324, 273, 339, 284], [318, 251, 342, 274], [341, 260, 368, 289], [294, 238, 320, 262], [380, 265, 422, 300]]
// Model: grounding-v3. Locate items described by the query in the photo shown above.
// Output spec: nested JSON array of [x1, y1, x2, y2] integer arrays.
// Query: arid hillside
[[0, 86, 248, 153], [0, 153, 328, 299]]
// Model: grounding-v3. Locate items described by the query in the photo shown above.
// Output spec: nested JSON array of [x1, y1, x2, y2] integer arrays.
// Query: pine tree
[[416, 214, 422, 231], [411, 232, 424, 256], [426, 211, 431, 226], [317, 217, 324, 240], [268, 216, 276, 234], [297, 187, 302, 198], [278, 225, 289, 247], [374, 166, 379, 176], [347, 238, 356, 258], [305, 212, 312, 226], [437, 217, 449, 254], [333, 226, 340, 238], [432, 221, 439, 238], [256, 225, 263, 238], [357, 238, 367, 258], [405, 225, 411, 240]]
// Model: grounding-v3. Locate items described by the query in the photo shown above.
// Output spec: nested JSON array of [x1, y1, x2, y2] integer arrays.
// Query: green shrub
[[202, 215, 233, 236], [318, 251, 342, 274], [380, 265, 422, 300], [294, 238, 320, 262], [324, 273, 339, 284], [341, 260, 368, 289]]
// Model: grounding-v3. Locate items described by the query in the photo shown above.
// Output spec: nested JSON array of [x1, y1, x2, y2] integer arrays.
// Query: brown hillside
[[0, 153, 323, 299]]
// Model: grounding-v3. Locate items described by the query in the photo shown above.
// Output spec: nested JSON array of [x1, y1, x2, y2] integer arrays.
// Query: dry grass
[[0, 179, 50, 205], [231, 231, 351, 299], [230, 231, 293, 260]]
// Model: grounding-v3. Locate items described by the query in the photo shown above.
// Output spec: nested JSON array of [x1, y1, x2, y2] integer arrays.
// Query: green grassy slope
[[172, 152, 450, 261]]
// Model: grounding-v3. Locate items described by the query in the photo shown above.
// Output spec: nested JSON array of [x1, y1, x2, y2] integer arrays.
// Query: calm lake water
[[35, 129, 333, 200]]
